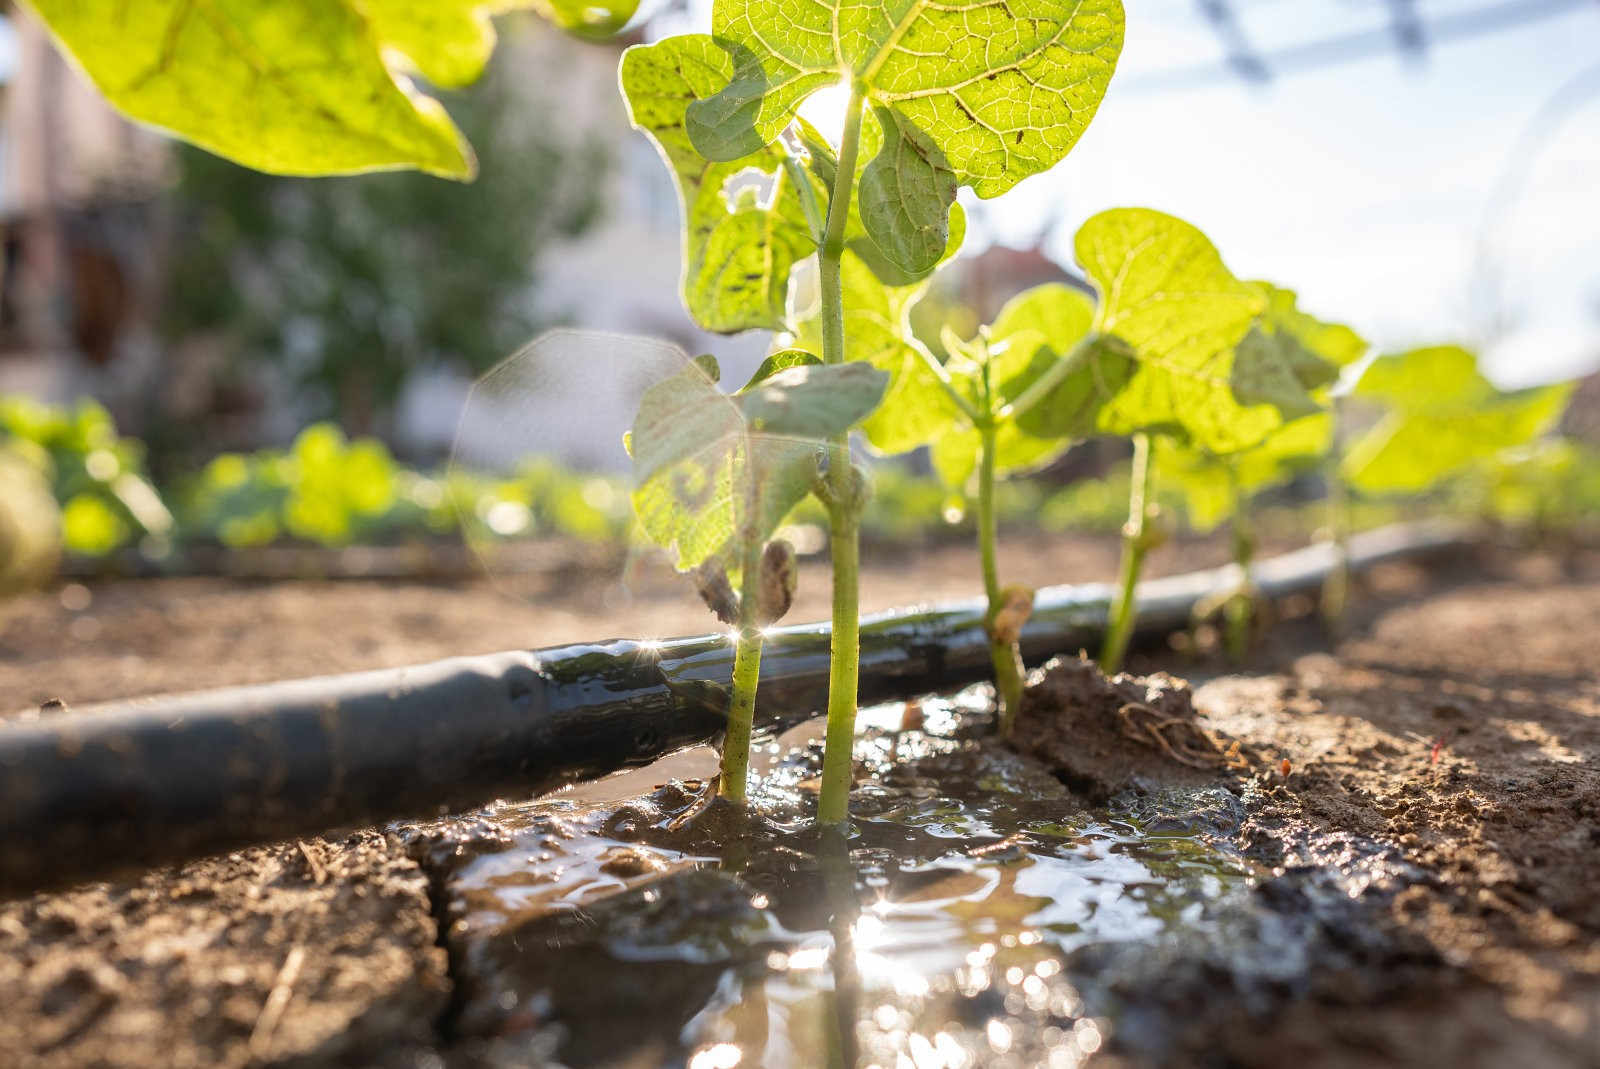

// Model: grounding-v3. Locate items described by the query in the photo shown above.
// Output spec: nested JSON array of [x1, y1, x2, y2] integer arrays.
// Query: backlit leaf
[[998, 283, 1135, 441], [687, 0, 1124, 199], [857, 106, 957, 277], [621, 35, 819, 332], [29, 0, 511, 179], [1343, 346, 1572, 494], [1256, 283, 1368, 369], [1154, 413, 1333, 532], [629, 354, 886, 569], [1075, 208, 1275, 453]]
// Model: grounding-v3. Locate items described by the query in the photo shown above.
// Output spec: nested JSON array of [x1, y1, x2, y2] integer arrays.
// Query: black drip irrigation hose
[[0, 521, 1469, 898]]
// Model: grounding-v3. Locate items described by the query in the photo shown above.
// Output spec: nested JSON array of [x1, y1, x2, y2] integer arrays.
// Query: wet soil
[[0, 537, 1596, 1067]]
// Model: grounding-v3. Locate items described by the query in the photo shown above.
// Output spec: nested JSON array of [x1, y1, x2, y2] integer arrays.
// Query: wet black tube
[[0, 521, 1466, 897]]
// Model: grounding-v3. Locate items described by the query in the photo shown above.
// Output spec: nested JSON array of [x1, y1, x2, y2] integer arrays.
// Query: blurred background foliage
[[154, 45, 608, 457], [3, 393, 1597, 569]]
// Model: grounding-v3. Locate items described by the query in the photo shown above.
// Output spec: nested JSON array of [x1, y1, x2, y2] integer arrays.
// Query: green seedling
[[1341, 345, 1572, 495], [623, 0, 1125, 824], [831, 278, 1129, 734], [1146, 287, 1366, 659], [1021, 226, 1363, 674], [1464, 439, 1600, 536], [27, 0, 639, 179], [1154, 415, 1332, 659], [625, 351, 887, 802], [1325, 344, 1573, 628]]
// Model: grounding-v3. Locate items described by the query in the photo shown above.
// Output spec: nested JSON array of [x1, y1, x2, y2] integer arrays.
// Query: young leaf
[[621, 36, 820, 332], [629, 354, 887, 569], [857, 107, 957, 277], [1255, 283, 1369, 370], [738, 362, 890, 441], [739, 349, 823, 391], [28, 0, 585, 179], [787, 210, 968, 455], [997, 283, 1136, 441], [925, 299, 1086, 488], [1074, 208, 1280, 453], [1154, 414, 1333, 532], [1342, 346, 1573, 494]]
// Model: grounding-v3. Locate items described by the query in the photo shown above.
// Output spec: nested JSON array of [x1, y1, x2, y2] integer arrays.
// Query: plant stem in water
[[718, 535, 764, 802], [1101, 431, 1153, 674], [816, 85, 868, 828]]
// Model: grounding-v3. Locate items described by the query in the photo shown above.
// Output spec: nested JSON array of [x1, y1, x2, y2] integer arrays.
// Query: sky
[[650, 0, 1600, 388]]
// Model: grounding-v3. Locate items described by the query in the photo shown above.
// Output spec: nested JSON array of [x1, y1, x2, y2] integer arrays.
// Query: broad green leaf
[[996, 283, 1135, 441], [1256, 283, 1368, 369], [687, 0, 1124, 200], [1075, 208, 1279, 453], [620, 35, 819, 332], [629, 354, 886, 569], [787, 206, 968, 454], [737, 361, 889, 440], [30, 2, 639, 178], [798, 112, 955, 289], [1342, 346, 1573, 494], [27, 0, 501, 179], [857, 106, 957, 276], [1228, 325, 1333, 422], [1351, 344, 1485, 410], [1227, 283, 1359, 420], [1154, 413, 1333, 532]]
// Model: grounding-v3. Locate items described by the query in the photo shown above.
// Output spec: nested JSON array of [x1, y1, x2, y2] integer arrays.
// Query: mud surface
[[0, 539, 1596, 1067]]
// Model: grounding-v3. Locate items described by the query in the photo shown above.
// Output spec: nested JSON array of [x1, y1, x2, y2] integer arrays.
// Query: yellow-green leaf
[[1343, 346, 1573, 494], [788, 205, 968, 455], [620, 35, 819, 333], [1076, 208, 1274, 453], [688, 0, 1125, 200], [1154, 413, 1333, 532]]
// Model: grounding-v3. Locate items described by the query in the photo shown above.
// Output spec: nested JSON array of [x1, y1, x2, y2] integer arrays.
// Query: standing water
[[404, 687, 1273, 1067]]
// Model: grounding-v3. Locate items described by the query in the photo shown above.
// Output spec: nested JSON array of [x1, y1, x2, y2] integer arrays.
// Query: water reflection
[[409, 687, 1253, 1067]]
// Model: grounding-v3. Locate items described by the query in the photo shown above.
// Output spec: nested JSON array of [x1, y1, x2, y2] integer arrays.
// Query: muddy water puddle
[[401, 686, 1306, 1066]]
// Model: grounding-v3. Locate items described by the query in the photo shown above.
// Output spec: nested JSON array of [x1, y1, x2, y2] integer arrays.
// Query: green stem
[[1224, 467, 1254, 662], [914, 345, 982, 423], [718, 536, 764, 802], [1100, 432, 1153, 674], [998, 333, 1099, 422], [978, 420, 1025, 734], [816, 84, 868, 828]]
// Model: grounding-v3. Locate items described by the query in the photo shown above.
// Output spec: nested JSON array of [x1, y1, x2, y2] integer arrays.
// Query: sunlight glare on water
[[419, 689, 1256, 1067]]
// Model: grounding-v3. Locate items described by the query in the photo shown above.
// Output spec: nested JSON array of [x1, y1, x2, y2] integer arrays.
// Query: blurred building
[[0, 12, 169, 408]]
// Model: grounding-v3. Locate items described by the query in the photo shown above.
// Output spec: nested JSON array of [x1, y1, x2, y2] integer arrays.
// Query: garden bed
[[1, 536, 1596, 1067]]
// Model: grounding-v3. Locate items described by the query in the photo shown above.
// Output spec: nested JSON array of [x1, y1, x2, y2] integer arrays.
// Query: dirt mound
[[1012, 654, 1250, 802]]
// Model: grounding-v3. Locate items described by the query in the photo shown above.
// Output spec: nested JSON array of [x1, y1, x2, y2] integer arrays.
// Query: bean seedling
[[623, 0, 1126, 822]]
